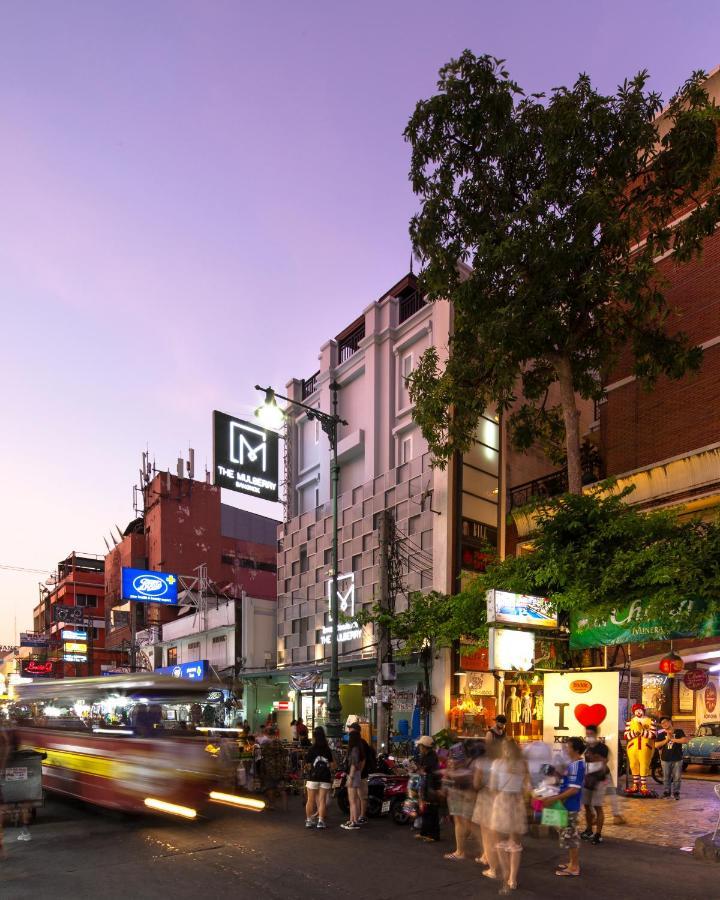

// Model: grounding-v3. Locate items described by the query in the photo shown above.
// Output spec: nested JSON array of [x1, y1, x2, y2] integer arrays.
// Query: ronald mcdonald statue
[[624, 702, 656, 795]]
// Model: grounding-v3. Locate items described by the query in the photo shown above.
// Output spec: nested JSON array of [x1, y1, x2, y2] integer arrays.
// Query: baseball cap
[[416, 735, 434, 748]]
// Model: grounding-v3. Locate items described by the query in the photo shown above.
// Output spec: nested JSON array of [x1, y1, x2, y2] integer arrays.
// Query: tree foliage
[[359, 488, 720, 651], [405, 53, 720, 491]]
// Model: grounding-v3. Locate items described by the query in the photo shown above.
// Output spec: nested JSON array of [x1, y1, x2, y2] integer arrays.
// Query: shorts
[[359, 779, 369, 799], [581, 781, 607, 807], [306, 781, 331, 791], [559, 811, 580, 850]]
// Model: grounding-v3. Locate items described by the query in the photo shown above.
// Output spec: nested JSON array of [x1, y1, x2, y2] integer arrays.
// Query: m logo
[[327, 572, 355, 619], [229, 421, 268, 471]]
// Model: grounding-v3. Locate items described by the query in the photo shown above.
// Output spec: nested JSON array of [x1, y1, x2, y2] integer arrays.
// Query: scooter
[[333, 755, 410, 821]]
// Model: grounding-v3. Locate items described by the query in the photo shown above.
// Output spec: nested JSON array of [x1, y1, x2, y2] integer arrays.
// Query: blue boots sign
[[121, 568, 178, 604]]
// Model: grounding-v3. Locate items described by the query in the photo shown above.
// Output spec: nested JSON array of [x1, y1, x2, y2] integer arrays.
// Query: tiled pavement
[[596, 778, 718, 848]]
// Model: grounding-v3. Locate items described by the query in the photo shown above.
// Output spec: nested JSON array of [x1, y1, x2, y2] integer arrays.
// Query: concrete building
[[259, 273, 501, 735]]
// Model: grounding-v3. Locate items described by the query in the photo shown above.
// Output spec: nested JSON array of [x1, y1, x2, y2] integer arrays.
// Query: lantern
[[659, 651, 684, 677]]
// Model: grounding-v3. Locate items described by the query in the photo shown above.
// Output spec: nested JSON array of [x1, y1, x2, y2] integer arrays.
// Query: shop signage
[[206, 690, 224, 703], [321, 573, 361, 645], [273, 701, 291, 711], [19, 632, 49, 648], [62, 629, 87, 641], [543, 672, 620, 771], [156, 660, 209, 680], [21, 659, 57, 678], [63, 653, 87, 662], [52, 605, 85, 625], [684, 669, 709, 691], [678, 680, 695, 713], [569, 679, 592, 694], [121, 568, 178, 604], [459, 641, 489, 672], [697, 679, 720, 724], [213, 410, 279, 502], [64, 642, 87, 654], [486, 590, 557, 629], [570, 603, 720, 649], [488, 628, 535, 671], [0, 644, 18, 653]]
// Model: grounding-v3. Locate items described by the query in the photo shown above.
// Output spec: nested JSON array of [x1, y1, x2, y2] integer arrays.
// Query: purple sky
[[1, 1, 719, 643]]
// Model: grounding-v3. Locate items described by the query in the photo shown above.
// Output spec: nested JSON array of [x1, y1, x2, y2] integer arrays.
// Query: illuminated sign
[[156, 660, 209, 680], [273, 701, 291, 711], [21, 660, 57, 678], [121, 568, 178, 604], [544, 672, 620, 759], [321, 573, 361, 645], [64, 642, 88, 654], [213, 410, 279, 502], [486, 590, 557, 629], [62, 629, 87, 641], [488, 627, 535, 671]]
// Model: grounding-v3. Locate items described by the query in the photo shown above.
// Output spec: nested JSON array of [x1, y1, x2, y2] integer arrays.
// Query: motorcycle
[[332, 754, 410, 822]]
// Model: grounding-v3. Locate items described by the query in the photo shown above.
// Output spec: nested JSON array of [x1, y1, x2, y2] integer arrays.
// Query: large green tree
[[405, 54, 720, 492]]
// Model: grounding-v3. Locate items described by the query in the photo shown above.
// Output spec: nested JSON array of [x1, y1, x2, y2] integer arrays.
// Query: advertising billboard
[[487, 590, 557, 629], [121, 568, 178, 605], [213, 410, 279, 502], [19, 632, 50, 648], [21, 659, 58, 678], [156, 660, 209, 680]]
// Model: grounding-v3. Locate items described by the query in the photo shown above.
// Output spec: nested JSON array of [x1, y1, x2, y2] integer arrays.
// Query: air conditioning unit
[[381, 662, 397, 683]]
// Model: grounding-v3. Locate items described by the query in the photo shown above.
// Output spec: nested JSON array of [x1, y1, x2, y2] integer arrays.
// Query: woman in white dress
[[489, 739, 530, 894]]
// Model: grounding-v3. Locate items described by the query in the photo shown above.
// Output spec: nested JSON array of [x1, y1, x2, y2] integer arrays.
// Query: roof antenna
[[409, 248, 414, 275]]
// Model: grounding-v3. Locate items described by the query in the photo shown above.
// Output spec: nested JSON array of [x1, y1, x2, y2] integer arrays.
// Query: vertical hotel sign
[[213, 410, 279, 502]]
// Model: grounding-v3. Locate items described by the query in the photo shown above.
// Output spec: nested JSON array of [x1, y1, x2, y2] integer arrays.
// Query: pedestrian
[[347, 721, 376, 824], [472, 739, 502, 879], [296, 717, 310, 746], [541, 736, 586, 878], [304, 726, 334, 830], [341, 729, 365, 830], [656, 716, 688, 800], [260, 728, 288, 811], [489, 739, 529, 894], [415, 735, 441, 843], [485, 714, 507, 743], [443, 742, 476, 861], [580, 725, 609, 844]]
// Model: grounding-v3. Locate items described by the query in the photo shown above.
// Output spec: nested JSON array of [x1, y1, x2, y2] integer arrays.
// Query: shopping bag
[[540, 803, 568, 828]]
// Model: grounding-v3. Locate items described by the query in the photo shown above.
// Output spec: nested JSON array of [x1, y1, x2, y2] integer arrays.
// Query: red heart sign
[[575, 703, 607, 728]]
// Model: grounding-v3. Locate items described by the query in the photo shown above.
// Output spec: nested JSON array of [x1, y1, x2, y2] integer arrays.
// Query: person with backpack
[[347, 721, 376, 824], [304, 727, 334, 829]]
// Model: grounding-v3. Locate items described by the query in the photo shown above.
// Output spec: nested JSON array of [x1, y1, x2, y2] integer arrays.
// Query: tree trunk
[[555, 356, 583, 495]]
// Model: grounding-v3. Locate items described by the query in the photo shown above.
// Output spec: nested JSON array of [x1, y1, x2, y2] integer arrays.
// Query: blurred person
[[580, 725, 609, 844], [348, 721, 375, 823], [486, 714, 507, 743], [490, 739, 530, 894], [656, 716, 688, 800], [296, 717, 309, 744], [341, 729, 366, 830], [304, 727, 334, 829], [472, 739, 501, 877], [540, 736, 586, 878], [443, 742, 476, 861], [260, 728, 288, 811], [415, 735, 441, 842]]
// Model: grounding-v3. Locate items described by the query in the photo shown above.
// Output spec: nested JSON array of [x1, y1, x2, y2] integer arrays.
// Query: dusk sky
[[1, 1, 719, 643]]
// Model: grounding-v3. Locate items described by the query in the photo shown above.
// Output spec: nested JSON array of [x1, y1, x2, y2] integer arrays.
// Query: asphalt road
[[0, 795, 715, 900]]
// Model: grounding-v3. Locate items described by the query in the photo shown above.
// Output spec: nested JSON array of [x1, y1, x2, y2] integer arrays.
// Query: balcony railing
[[398, 290, 426, 324], [338, 322, 365, 363], [508, 457, 605, 510], [302, 371, 320, 399]]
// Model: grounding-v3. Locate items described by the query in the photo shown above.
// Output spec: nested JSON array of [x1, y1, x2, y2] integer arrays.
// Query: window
[[400, 353, 413, 406], [212, 635, 226, 644], [315, 487, 320, 508], [324, 548, 332, 566], [188, 641, 200, 650], [76, 594, 97, 608], [315, 408, 320, 443], [300, 545, 309, 573], [167, 647, 177, 665], [400, 436, 412, 465]]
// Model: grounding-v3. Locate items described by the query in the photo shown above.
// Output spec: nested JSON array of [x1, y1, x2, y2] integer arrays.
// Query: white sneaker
[[17, 830, 32, 841]]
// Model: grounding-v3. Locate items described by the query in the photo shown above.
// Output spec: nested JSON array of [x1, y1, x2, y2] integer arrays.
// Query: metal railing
[[509, 469, 568, 510], [302, 371, 319, 399], [338, 323, 365, 363], [398, 291, 426, 324]]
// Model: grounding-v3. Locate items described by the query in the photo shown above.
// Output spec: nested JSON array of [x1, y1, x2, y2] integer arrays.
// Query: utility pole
[[375, 510, 392, 753]]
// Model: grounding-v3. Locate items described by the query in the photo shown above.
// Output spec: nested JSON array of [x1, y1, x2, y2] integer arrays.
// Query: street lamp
[[254, 382, 347, 739]]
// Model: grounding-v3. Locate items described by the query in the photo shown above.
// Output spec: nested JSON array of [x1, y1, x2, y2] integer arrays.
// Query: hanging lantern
[[659, 651, 684, 677]]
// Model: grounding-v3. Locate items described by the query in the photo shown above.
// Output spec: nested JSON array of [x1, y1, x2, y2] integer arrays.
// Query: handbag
[[540, 803, 568, 828]]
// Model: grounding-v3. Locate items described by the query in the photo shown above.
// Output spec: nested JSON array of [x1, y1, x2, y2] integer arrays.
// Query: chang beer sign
[[570, 600, 720, 649]]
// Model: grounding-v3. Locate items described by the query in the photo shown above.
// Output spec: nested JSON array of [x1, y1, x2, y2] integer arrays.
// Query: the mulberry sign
[[213, 410, 279, 502]]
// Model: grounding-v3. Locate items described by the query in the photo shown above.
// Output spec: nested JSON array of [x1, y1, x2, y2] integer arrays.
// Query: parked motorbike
[[332, 754, 410, 822]]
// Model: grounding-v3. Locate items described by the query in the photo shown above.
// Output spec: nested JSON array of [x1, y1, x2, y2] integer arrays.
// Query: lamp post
[[255, 382, 347, 739]]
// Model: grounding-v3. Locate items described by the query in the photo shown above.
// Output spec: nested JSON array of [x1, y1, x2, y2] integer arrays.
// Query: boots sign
[[543, 672, 620, 765]]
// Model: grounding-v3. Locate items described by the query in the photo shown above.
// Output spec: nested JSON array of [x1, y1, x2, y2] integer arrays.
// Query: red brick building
[[31, 552, 124, 677], [104, 472, 278, 653]]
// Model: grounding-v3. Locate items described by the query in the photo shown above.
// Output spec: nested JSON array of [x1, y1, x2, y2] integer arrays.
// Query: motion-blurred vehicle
[[10, 674, 254, 819], [683, 723, 720, 770]]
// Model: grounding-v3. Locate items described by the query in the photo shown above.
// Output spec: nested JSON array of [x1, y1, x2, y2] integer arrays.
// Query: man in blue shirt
[[541, 736, 586, 877]]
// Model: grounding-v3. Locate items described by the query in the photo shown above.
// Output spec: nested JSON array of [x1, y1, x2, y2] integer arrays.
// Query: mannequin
[[505, 686, 521, 733], [521, 690, 533, 735], [534, 692, 544, 722]]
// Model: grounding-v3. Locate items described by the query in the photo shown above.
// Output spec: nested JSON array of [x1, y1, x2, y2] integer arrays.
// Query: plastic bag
[[540, 803, 568, 828]]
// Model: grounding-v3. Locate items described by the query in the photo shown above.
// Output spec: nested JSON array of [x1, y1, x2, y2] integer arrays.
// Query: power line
[[0, 564, 55, 576]]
